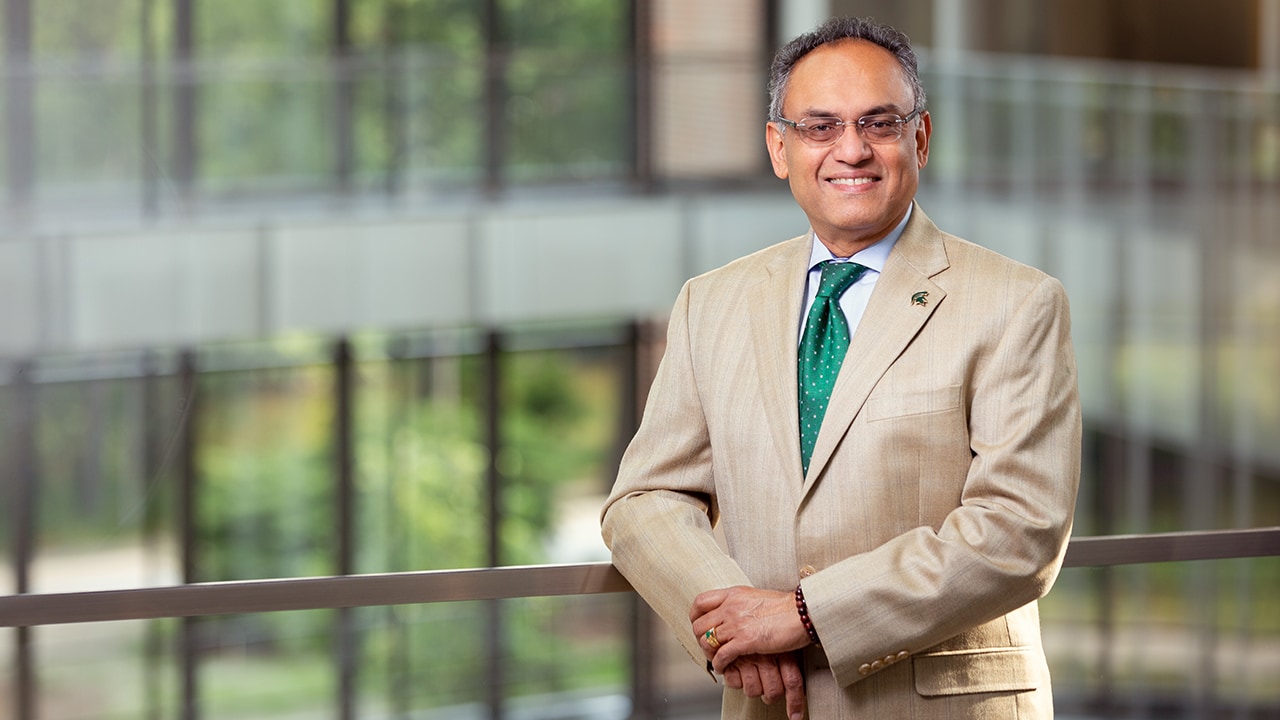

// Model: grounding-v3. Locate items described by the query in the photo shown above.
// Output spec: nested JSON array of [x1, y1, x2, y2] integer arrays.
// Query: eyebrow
[[796, 104, 908, 118]]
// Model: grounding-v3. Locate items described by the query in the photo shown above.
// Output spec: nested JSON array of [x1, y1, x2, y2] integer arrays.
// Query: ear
[[766, 122, 790, 179], [915, 111, 931, 169]]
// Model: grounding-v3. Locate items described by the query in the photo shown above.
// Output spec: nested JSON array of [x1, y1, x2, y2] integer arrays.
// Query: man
[[602, 16, 1080, 720]]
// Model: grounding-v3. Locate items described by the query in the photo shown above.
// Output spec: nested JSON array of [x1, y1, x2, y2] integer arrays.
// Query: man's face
[[766, 39, 931, 255]]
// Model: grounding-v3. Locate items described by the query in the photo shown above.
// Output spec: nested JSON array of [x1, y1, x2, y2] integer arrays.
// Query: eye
[[862, 116, 897, 130], [802, 118, 839, 133]]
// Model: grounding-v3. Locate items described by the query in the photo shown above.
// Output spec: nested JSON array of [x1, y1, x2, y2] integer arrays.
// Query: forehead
[[784, 39, 913, 115]]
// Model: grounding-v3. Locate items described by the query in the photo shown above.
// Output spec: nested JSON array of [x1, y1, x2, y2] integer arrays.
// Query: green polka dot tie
[[799, 261, 868, 475]]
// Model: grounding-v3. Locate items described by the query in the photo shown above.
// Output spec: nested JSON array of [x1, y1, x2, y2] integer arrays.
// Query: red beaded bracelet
[[795, 584, 821, 646]]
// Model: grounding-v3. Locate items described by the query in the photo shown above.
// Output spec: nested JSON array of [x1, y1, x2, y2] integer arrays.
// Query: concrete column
[[1263, 0, 1280, 81], [778, 0, 828, 42], [932, 0, 970, 61], [928, 0, 971, 189]]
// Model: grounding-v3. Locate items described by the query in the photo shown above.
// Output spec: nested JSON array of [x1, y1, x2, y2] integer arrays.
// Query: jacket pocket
[[912, 646, 1042, 697], [865, 385, 963, 422]]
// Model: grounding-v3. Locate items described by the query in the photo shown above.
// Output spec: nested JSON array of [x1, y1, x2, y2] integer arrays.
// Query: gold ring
[[704, 626, 721, 649]]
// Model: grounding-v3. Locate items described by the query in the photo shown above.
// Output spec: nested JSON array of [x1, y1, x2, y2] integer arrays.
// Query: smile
[[828, 177, 877, 186]]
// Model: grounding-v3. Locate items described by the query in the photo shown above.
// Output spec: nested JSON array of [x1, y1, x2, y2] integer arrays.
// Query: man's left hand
[[690, 586, 811, 673]]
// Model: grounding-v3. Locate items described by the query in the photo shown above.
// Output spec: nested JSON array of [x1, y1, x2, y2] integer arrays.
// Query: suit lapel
[[802, 207, 951, 493], [747, 235, 811, 485]]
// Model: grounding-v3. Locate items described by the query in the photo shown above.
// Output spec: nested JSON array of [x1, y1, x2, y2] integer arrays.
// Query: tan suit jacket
[[602, 205, 1081, 719]]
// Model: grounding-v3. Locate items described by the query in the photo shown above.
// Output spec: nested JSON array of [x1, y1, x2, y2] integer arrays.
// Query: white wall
[[0, 193, 807, 357]]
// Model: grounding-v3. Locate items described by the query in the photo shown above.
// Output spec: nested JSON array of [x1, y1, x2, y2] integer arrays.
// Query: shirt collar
[[807, 203, 912, 273]]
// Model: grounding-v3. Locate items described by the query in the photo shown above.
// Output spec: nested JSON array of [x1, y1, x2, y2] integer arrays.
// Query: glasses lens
[[859, 114, 905, 142], [798, 118, 842, 145]]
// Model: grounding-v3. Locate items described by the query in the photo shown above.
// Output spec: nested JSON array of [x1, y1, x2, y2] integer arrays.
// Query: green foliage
[[357, 385, 489, 573], [196, 0, 327, 58], [22, 0, 632, 194], [29, 378, 162, 546], [33, 0, 143, 61], [186, 344, 622, 701], [196, 366, 336, 584]]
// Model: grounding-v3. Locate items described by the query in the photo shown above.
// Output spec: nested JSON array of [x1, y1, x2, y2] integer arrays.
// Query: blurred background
[[1, 0, 1277, 718]]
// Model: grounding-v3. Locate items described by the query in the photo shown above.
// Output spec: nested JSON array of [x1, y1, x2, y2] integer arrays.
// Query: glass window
[[502, 0, 631, 182], [1043, 560, 1280, 715], [29, 0, 147, 208], [196, 342, 338, 582], [194, 0, 332, 195], [28, 355, 182, 595]]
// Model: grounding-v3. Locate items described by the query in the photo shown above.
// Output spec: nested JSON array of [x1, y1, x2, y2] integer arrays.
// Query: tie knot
[[815, 261, 867, 300]]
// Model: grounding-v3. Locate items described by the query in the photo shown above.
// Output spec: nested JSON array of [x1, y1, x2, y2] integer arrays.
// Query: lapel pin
[[911, 291, 929, 307]]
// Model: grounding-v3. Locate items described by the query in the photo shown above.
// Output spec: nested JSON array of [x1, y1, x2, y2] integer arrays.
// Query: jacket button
[[858, 664, 871, 676], [799, 565, 817, 578]]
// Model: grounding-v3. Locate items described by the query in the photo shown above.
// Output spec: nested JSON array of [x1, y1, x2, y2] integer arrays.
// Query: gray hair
[[768, 16, 927, 122]]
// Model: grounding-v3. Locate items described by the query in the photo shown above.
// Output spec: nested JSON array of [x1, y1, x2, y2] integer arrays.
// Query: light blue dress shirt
[[798, 204, 913, 344]]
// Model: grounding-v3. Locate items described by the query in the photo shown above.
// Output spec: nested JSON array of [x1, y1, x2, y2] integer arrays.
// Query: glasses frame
[[773, 109, 924, 146]]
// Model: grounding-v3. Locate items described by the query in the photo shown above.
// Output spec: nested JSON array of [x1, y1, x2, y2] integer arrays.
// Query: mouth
[[827, 176, 878, 189]]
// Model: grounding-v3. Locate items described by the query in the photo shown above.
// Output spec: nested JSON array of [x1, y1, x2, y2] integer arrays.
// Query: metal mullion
[[1121, 75, 1155, 719], [628, 0, 653, 192], [141, 0, 159, 215], [172, 0, 196, 209], [1187, 86, 1220, 718], [481, 0, 504, 196], [333, 0, 353, 194], [4, 0, 34, 216], [1228, 88, 1262, 713]]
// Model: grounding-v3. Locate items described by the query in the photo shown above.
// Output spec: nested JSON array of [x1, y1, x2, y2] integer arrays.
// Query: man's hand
[[690, 586, 811, 672], [721, 652, 806, 720]]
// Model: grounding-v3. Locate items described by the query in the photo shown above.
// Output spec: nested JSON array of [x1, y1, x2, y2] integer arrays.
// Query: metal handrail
[[2, 527, 1276, 629]]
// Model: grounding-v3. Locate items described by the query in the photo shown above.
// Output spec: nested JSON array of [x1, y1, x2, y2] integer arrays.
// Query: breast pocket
[[864, 385, 963, 422]]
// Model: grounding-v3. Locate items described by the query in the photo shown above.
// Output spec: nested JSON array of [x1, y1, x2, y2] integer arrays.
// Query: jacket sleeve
[[600, 279, 753, 668]]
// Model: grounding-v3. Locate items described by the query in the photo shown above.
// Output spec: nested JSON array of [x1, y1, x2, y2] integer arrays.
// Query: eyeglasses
[[774, 109, 923, 146]]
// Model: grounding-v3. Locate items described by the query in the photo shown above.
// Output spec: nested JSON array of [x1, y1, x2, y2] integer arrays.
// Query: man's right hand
[[722, 651, 806, 720]]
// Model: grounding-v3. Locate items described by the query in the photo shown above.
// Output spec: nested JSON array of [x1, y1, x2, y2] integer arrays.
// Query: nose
[[830, 123, 874, 163]]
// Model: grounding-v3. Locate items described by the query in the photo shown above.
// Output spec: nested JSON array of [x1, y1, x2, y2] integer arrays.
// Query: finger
[[711, 638, 742, 674], [736, 659, 764, 698], [689, 587, 731, 620], [779, 652, 807, 720], [756, 658, 785, 705], [696, 625, 723, 661], [723, 665, 743, 690]]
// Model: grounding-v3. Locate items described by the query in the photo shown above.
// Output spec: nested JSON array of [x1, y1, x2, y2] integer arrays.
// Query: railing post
[[484, 329, 505, 719], [623, 320, 661, 719], [142, 352, 165, 720], [7, 361, 37, 720], [334, 338, 358, 720], [177, 350, 200, 720]]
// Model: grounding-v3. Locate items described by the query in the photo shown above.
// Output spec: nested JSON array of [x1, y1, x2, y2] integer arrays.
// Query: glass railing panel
[[1042, 558, 1280, 717], [33, 618, 180, 720]]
